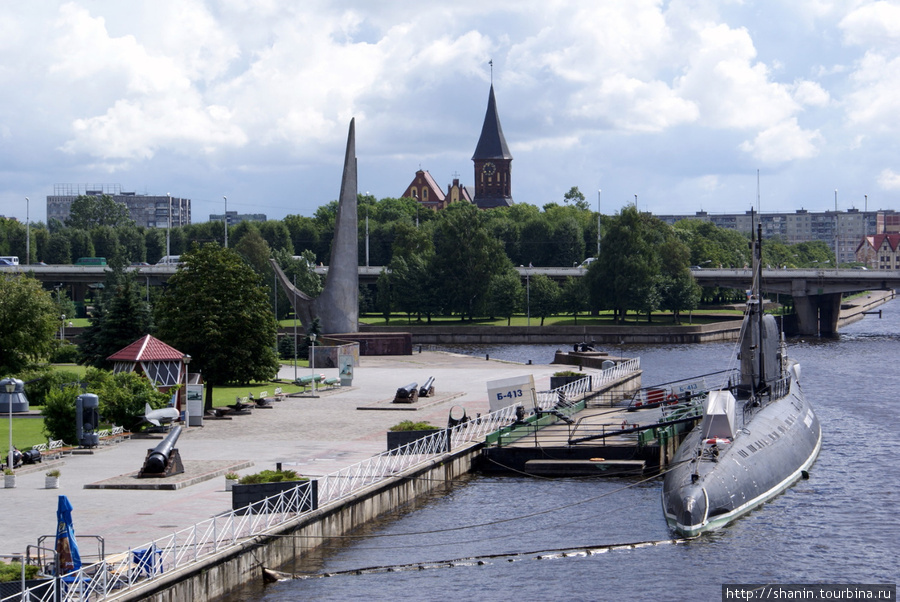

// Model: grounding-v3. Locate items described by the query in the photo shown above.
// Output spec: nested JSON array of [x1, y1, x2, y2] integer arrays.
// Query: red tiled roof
[[107, 335, 185, 362], [872, 233, 900, 252]]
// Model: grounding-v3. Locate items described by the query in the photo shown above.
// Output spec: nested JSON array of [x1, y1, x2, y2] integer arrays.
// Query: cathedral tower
[[472, 85, 514, 208]]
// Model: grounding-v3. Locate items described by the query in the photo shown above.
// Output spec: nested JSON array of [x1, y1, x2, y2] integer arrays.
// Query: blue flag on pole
[[55, 495, 81, 573]]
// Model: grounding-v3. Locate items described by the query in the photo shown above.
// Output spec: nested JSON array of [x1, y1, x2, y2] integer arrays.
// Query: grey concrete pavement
[[0, 351, 569, 561]]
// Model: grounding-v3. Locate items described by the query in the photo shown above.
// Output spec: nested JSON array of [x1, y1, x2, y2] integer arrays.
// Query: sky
[[2, 0, 900, 225]]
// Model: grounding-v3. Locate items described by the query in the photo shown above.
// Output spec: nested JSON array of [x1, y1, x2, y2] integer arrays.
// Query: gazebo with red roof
[[107, 335, 191, 413]]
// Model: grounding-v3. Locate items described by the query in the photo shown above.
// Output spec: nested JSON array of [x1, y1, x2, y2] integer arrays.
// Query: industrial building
[[47, 184, 191, 229]]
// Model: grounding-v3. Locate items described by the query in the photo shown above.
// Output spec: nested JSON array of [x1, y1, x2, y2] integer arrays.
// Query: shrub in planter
[[389, 420, 437, 432], [550, 370, 588, 390], [232, 470, 317, 514], [387, 421, 446, 453], [45, 469, 60, 489]]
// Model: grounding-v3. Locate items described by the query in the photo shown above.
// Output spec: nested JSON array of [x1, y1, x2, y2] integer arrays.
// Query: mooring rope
[[263, 537, 688, 581]]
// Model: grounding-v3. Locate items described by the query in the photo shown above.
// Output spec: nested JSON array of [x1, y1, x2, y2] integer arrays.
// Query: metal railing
[[6, 358, 643, 602]]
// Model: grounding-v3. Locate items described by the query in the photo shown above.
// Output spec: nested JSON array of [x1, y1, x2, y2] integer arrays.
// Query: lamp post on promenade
[[293, 275, 299, 383], [5, 380, 14, 470], [310, 333, 317, 397], [182, 354, 191, 427]]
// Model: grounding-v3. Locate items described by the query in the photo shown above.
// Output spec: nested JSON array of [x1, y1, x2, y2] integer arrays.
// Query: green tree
[[0, 274, 59, 373], [91, 225, 121, 262], [78, 271, 154, 368], [528, 273, 560, 326], [46, 231, 72, 264], [485, 269, 523, 325], [69, 229, 94, 261], [41, 386, 80, 444], [375, 268, 392, 323], [560, 276, 589, 323], [118, 226, 147, 264], [66, 194, 134, 230], [99, 370, 171, 431], [154, 244, 280, 411], [432, 202, 509, 319], [563, 186, 590, 211], [588, 206, 663, 323], [657, 238, 699, 323]]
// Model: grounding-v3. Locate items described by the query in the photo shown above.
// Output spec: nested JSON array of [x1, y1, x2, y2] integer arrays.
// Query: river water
[[229, 301, 899, 601]]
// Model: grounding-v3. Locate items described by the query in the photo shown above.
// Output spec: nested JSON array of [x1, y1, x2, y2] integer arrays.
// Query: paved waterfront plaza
[[0, 352, 566, 559]]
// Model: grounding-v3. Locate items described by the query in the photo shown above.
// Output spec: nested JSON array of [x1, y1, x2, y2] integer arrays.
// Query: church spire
[[472, 84, 512, 161], [472, 84, 514, 208]]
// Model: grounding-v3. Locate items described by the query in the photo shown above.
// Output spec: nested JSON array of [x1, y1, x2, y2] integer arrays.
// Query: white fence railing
[[7, 358, 642, 602]]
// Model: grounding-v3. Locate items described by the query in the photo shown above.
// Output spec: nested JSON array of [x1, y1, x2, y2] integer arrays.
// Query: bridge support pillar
[[792, 293, 842, 336], [818, 292, 842, 335]]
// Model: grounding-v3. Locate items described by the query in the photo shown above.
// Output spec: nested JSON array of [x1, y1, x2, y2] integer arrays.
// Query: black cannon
[[138, 425, 185, 478], [419, 377, 435, 398], [393, 382, 419, 404]]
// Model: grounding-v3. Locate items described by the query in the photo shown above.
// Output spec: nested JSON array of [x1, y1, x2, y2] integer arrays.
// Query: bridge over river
[[4, 265, 899, 335]]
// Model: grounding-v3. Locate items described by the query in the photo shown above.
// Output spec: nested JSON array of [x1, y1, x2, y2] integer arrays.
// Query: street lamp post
[[293, 276, 298, 383], [166, 193, 172, 258], [25, 197, 29, 265], [5, 380, 14, 470], [61, 314, 66, 344], [309, 333, 317, 397], [597, 189, 601, 258], [182, 354, 191, 427], [223, 196, 228, 248]]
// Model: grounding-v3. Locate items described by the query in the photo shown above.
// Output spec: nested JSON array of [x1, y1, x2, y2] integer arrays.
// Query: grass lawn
[[1, 417, 50, 458], [357, 310, 742, 328]]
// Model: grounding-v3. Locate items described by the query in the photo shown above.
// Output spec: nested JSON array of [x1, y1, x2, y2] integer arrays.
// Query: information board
[[487, 374, 536, 412]]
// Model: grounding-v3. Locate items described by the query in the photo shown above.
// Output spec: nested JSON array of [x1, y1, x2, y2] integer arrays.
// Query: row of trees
[[3, 243, 279, 418]]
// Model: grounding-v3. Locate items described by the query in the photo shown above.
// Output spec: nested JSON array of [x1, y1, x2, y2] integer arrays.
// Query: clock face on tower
[[482, 162, 497, 177]]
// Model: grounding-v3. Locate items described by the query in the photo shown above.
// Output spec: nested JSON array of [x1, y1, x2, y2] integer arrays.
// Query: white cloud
[[840, 1, 900, 47], [675, 22, 800, 130], [739, 118, 824, 163], [3, 0, 900, 222], [791, 80, 831, 107], [877, 168, 900, 190]]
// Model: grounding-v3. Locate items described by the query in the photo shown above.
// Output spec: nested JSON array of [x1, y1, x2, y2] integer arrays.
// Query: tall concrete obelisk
[[271, 119, 359, 334]]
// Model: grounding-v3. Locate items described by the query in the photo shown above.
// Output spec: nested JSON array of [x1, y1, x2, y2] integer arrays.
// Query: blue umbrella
[[55, 495, 81, 574]]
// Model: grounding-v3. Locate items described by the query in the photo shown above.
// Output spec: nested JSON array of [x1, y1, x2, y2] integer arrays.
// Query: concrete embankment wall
[[117, 443, 482, 602], [838, 290, 896, 327], [363, 318, 744, 345]]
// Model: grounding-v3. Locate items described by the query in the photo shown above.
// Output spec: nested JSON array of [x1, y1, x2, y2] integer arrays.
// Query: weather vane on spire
[[489, 59, 493, 83]]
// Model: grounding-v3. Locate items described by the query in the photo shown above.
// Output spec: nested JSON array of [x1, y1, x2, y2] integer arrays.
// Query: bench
[[36, 439, 71, 460], [227, 397, 252, 413], [99, 426, 131, 445], [254, 391, 274, 408]]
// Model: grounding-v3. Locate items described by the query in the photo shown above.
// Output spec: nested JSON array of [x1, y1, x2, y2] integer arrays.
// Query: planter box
[[45, 476, 60, 489], [232, 479, 317, 515], [550, 375, 589, 390], [387, 429, 448, 453], [0, 578, 53, 600], [4, 474, 15, 489]]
